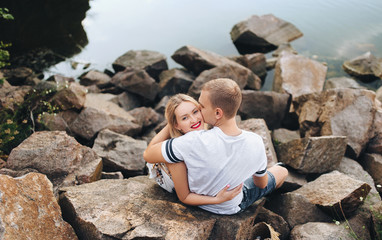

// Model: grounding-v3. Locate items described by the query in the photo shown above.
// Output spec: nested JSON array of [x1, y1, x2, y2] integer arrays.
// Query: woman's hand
[[215, 183, 243, 204]]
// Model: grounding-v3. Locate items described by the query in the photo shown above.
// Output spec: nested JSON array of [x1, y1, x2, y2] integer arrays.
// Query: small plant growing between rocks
[[0, 88, 61, 159]]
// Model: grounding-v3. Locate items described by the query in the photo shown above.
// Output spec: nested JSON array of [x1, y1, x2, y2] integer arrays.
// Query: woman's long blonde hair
[[165, 94, 200, 138]]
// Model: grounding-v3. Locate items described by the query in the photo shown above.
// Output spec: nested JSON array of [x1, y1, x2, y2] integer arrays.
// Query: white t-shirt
[[161, 127, 267, 215]]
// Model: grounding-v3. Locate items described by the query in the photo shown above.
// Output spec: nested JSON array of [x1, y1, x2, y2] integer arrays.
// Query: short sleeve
[[161, 138, 184, 163]]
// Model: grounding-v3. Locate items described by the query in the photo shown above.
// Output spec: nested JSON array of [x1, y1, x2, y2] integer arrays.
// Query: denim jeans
[[238, 171, 276, 212]]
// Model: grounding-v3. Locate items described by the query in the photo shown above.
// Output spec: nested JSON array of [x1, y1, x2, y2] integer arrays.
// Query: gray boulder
[[1, 67, 35, 86], [92, 129, 147, 175], [293, 171, 371, 218], [272, 43, 298, 57], [70, 93, 141, 140], [158, 68, 195, 98], [275, 136, 347, 174], [239, 90, 290, 129], [336, 157, 381, 205], [265, 192, 332, 228], [116, 91, 142, 111], [272, 128, 300, 145], [171, 45, 261, 91], [70, 107, 141, 140], [127, 107, 162, 128], [188, 65, 261, 98], [6, 131, 103, 194], [361, 153, 382, 195], [292, 88, 376, 158], [324, 77, 366, 90], [0, 173, 78, 239], [0, 85, 32, 111], [59, 176, 267, 240], [230, 14, 303, 54], [79, 70, 111, 87], [367, 107, 382, 154], [229, 53, 267, 80], [51, 82, 87, 111], [273, 52, 327, 99], [112, 50, 168, 80], [343, 51, 382, 81], [290, 222, 355, 240], [110, 67, 160, 101]]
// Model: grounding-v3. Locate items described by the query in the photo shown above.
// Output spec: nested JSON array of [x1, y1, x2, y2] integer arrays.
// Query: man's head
[[198, 78, 242, 126]]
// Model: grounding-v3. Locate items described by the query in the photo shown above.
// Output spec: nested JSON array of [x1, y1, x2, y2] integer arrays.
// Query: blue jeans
[[238, 171, 276, 212]]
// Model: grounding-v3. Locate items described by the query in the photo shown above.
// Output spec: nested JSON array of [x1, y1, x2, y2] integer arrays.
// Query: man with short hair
[[144, 78, 288, 214]]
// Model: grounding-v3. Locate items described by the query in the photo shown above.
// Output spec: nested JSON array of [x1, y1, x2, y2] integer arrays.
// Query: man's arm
[[143, 124, 171, 163]]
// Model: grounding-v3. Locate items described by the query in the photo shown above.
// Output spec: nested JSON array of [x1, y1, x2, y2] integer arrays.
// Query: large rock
[[273, 52, 327, 99], [290, 222, 355, 240], [275, 136, 347, 174], [272, 128, 300, 144], [238, 118, 278, 168], [158, 68, 195, 98], [79, 70, 111, 87], [171, 45, 261, 90], [70, 107, 141, 140], [361, 153, 382, 195], [188, 65, 261, 98], [336, 157, 381, 206], [229, 53, 267, 80], [116, 91, 142, 111], [127, 106, 162, 129], [255, 208, 290, 240], [38, 112, 70, 131], [1, 67, 34, 86], [371, 201, 382, 240], [0, 173, 78, 239], [0, 85, 32, 111], [6, 131, 103, 194], [377, 87, 382, 103], [51, 82, 87, 110], [367, 107, 382, 154], [110, 67, 160, 101], [342, 51, 382, 81], [239, 90, 290, 130], [59, 176, 266, 240], [265, 192, 332, 228], [230, 14, 303, 54], [92, 129, 147, 175], [293, 171, 371, 218], [112, 50, 168, 80], [324, 77, 366, 90], [292, 88, 376, 158], [70, 93, 141, 140]]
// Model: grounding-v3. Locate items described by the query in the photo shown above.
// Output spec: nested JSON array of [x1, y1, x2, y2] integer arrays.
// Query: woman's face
[[174, 101, 204, 134]]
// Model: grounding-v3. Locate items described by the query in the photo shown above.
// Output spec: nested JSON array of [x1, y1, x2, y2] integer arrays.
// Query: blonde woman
[[147, 94, 241, 206]]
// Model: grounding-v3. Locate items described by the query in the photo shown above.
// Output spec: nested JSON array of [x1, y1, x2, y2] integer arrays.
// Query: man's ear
[[215, 108, 223, 120]]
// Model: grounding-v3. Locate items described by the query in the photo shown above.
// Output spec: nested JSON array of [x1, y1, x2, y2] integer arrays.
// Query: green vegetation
[[0, 88, 61, 159], [0, 8, 14, 84]]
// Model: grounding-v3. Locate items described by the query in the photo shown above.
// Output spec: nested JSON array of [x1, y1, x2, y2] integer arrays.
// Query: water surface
[[42, 0, 382, 89]]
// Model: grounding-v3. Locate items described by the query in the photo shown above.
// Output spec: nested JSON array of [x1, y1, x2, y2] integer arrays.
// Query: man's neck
[[214, 117, 242, 136]]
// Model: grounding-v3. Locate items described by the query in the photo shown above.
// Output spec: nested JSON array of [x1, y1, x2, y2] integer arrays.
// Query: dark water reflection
[[1, 0, 382, 90], [0, 0, 89, 71]]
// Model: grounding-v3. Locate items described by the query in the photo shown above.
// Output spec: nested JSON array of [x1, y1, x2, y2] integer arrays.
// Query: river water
[[36, 0, 382, 89]]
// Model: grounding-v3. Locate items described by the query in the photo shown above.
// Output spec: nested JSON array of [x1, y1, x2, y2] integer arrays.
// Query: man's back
[[162, 126, 267, 214]]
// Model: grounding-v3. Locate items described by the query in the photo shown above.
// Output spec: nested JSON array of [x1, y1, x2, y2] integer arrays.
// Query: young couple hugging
[[144, 78, 288, 215]]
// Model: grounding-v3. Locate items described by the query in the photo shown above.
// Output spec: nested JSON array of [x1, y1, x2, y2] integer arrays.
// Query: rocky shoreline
[[1, 14, 382, 240]]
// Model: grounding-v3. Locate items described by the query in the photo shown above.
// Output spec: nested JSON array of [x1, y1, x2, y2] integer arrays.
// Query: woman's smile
[[191, 121, 201, 129]]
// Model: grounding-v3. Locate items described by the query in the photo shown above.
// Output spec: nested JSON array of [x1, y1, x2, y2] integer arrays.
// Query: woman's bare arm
[[143, 124, 171, 163], [168, 162, 242, 206]]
